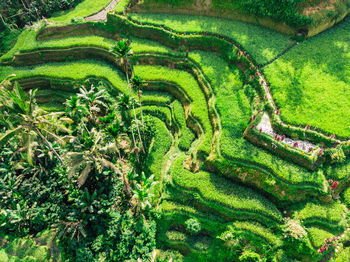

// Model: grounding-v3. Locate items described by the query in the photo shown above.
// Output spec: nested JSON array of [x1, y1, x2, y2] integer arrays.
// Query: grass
[[142, 91, 174, 105], [0, 60, 128, 94], [232, 221, 282, 246], [264, 16, 350, 137], [344, 187, 350, 208], [189, 51, 327, 188], [172, 100, 196, 151], [114, 0, 131, 13], [135, 105, 173, 127], [128, 13, 293, 64], [307, 227, 333, 248], [48, 0, 112, 24], [133, 65, 213, 154], [145, 116, 172, 182], [0, 28, 178, 62], [296, 202, 346, 224], [171, 154, 282, 221], [160, 200, 226, 224]]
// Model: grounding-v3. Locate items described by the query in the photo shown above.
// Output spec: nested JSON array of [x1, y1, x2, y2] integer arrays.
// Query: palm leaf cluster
[[0, 78, 71, 166]]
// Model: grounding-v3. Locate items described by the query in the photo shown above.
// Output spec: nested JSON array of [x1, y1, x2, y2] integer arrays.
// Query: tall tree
[[131, 75, 147, 132], [112, 39, 144, 153]]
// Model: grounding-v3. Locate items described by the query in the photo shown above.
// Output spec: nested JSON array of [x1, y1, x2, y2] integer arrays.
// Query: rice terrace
[[0, 0, 350, 261]]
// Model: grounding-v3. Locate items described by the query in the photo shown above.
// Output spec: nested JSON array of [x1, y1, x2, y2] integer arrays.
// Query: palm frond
[[0, 126, 23, 147]]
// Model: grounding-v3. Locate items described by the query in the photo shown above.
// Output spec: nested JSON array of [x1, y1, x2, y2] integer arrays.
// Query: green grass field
[[264, 16, 350, 138], [129, 13, 293, 64]]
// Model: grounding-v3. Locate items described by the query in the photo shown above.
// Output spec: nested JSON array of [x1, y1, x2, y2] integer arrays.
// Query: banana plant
[[132, 173, 158, 213], [0, 80, 71, 166]]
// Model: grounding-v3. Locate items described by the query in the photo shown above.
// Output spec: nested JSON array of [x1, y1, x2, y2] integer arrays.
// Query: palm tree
[[0, 80, 70, 166], [112, 39, 144, 153], [65, 128, 132, 196], [131, 75, 147, 132], [116, 93, 137, 146], [65, 85, 108, 125]]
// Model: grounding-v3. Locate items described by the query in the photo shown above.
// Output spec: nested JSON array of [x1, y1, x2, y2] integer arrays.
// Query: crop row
[[169, 154, 283, 222]]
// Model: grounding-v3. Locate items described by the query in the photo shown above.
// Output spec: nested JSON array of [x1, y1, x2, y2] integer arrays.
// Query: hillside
[[0, 0, 350, 261]]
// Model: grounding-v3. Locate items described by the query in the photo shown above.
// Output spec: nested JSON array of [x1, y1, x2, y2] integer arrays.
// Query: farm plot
[[264, 16, 350, 138]]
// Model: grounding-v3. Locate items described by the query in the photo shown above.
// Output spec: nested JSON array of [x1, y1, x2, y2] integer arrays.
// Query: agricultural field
[[0, 0, 350, 261]]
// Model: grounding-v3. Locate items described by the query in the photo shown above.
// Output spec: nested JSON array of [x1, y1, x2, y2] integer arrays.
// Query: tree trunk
[[123, 61, 138, 151], [35, 127, 65, 166], [125, 59, 144, 153], [138, 90, 145, 133]]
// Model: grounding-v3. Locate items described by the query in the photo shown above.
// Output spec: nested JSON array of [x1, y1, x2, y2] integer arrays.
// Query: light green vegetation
[[0, 60, 128, 94], [114, 0, 131, 13], [134, 65, 212, 154], [160, 200, 226, 223], [232, 221, 282, 246], [0, 231, 56, 262], [145, 116, 172, 182], [48, 0, 112, 23], [189, 51, 327, 186], [325, 161, 350, 181], [171, 155, 282, 221], [172, 100, 196, 151], [307, 227, 333, 248], [142, 91, 173, 105], [344, 187, 350, 207], [296, 202, 346, 225], [264, 17, 350, 137], [336, 247, 350, 262], [129, 13, 293, 64], [136, 105, 173, 127], [0, 28, 177, 62]]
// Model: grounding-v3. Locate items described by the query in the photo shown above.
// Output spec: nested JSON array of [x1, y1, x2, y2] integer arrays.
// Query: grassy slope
[[0, 29, 177, 62], [145, 116, 173, 182], [48, 0, 112, 23], [171, 155, 282, 221], [264, 16, 350, 137], [128, 13, 292, 64], [114, 0, 130, 13], [134, 65, 213, 154], [0, 60, 128, 94], [189, 51, 326, 186], [172, 100, 196, 151]]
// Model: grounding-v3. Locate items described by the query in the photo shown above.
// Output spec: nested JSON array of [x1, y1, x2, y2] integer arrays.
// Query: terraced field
[[1, 0, 350, 261]]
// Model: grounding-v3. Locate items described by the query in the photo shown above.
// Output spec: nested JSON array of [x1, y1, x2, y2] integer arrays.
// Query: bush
[[185, 218, 201, 235], [239, 250, 261, 262]]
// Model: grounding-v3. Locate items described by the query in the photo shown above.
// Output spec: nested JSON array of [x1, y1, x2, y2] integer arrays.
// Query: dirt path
[[85, 0, 120, 22]]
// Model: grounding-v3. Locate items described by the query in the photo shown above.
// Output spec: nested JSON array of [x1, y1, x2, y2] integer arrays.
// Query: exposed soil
[[85, 0, 120, 22], [302, 0, 342, 16]]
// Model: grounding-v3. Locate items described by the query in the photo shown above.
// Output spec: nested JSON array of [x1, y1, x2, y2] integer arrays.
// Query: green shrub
[[239, 250, 261, 262], [344, 187, 350, 208], [185, 218, 202, 235]]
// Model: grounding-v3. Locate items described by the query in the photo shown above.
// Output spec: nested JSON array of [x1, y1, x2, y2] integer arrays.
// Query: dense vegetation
[[0, 0, 82, 29], [136, 0, 350, 28], [144, 0, 311, 26], [1, 0, 350, 261]]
